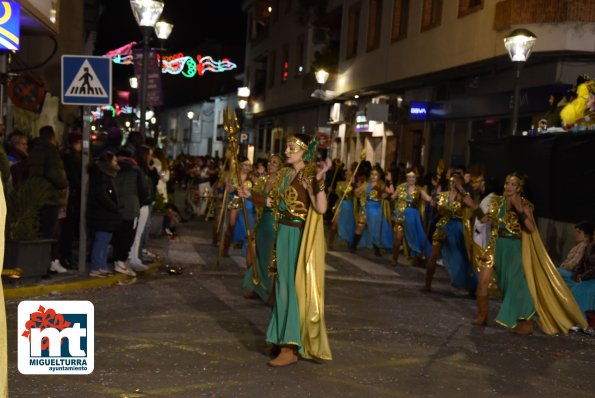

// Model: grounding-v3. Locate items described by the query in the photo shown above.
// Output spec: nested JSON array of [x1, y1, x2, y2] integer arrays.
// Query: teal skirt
[[494, 237, 536, 328], [265, 223, 303, 353], [242, 210, 274, 301]]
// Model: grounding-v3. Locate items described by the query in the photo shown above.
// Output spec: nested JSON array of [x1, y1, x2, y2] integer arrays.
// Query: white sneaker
[[49, 259, 68, 274], [128, 259, 148, 272], [114, 261, 136, 277], [141, 249, 157, 259]]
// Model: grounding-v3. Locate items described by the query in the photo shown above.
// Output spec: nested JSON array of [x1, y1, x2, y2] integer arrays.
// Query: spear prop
[[223, 108, 259, 285], [331, 149, 366, 224]]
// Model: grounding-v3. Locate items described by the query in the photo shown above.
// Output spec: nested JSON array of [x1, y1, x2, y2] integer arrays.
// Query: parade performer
[[559, 225, 595, 322], [425, 173, 477, 293], [0, 177, 7, 397], [327, 165, 356, 250], [350, 166, 393, 256], [482, 173, 586, 334], [242, 154, 282, 301], [390, 169, 432, 267], [222, 157, 255, 257], [241, 133, 332, 366], [468, 175, 497, 326]]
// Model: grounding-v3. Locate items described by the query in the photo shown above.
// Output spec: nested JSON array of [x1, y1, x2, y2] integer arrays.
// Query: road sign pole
[[78, 106, 90, 274]]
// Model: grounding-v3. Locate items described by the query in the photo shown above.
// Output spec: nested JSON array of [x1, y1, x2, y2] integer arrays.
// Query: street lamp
[[314, 69, 330, 133], [237, 86, 250, 110], [187, 111, 194, 154], [155, 20, 174, 48], [130, 0, 164, 137], [504, 28, 537, 135]]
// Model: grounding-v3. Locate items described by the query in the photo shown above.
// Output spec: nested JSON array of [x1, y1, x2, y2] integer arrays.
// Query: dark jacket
[[87, 161, 121, 232], [114, 157, 150, 221], [62, 150, 82, 217], [8, 147, 28, 188], [27, 140, 69, 206]]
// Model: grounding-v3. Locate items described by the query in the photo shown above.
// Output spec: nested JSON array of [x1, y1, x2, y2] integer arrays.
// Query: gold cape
[[521, 229, 587, 334], [294, 206, 332, 360]]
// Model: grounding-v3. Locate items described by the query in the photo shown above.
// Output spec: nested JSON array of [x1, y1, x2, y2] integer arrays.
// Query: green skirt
[[242, 210, 274, 301], [494, 237, 536, 328], [265, 223, 303, 353]]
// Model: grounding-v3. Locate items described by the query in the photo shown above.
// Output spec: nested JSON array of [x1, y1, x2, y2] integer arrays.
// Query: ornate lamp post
[[186, 110, 194, 154], [314, 69, 330, 133], [504, 28, 537, 136], [130, 0, 164, 137]]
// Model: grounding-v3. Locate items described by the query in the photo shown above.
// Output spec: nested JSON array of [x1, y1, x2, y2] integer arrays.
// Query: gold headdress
[[406, 171, 417, 177], [286, 135, 308, 151]]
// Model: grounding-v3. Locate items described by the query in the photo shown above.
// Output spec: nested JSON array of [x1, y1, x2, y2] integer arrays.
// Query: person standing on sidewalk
[[112, 148, 149, 276], [27, 126, 69, 274], [87, 152, 121, 277]]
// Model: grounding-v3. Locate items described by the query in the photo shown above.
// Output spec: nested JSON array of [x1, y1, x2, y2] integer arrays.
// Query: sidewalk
[[2, 237, 173, 300]]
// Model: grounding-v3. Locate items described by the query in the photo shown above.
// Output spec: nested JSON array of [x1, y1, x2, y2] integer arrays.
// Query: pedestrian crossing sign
[[61, 55, 112, 106]]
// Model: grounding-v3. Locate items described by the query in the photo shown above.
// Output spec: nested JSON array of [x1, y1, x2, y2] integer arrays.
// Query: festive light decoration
[[108, 43, 237, 78]]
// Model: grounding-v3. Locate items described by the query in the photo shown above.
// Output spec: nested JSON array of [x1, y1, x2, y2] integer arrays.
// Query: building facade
[[241, 0, 595, 171]]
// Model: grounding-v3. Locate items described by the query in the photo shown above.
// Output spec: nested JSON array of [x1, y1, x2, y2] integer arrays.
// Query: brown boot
[[513, 320, 534, 335], [424, 261, 436, 292], [471, 295, 489, 326], [268, 346, 298, 367]]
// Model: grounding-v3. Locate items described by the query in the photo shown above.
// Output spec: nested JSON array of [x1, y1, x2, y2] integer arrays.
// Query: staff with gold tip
[[331, 149, 366, 224], [223, 108, 259, 284]]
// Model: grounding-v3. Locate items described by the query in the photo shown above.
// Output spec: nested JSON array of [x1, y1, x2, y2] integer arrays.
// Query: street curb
[[3, 273, 131, 299]]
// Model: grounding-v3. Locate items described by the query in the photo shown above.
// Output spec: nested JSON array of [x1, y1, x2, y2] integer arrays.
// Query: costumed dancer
[[327, 164, 356, 250], [468, 175, 496, 326], [350, 165, 393, 256], [558, 222, 595, 327], [390, 169, 432, 267], [222, 157, 255, 257], [241, 133, 332, 366], [481, 173, 587, 334], [242, 154, 283, 301], [424, 173, 478, 293]]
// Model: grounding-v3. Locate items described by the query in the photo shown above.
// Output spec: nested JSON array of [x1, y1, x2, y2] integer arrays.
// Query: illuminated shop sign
[[409, 102, 428, 120], [0, 1, 20, 50]]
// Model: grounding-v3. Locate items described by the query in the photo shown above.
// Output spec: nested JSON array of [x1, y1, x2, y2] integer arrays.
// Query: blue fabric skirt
[[359, 201, 393, 249], [337, 200, 355, 245], [403, 207, 431, 259], [232, 199, 256, 256], [559, 268, 595, 316], [440, 219, 477, 291]]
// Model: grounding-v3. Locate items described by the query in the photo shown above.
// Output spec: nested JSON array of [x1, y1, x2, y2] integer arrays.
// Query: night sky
[[94, 0, 247, 107]]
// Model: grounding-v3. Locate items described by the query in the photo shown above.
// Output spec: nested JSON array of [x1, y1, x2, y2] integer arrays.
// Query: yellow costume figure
[[0, 178, 7, 397]]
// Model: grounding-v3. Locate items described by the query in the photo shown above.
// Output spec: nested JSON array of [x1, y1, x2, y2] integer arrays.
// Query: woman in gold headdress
[[222, 157, 255, 257], [424, 173, 477, 292], [480, 173, 586, 334], [240, 133, 332, 366], [327, 164, 356, 250], [350, 165, 393, 256], [242, 154, 283, 301], [390, 168, 433, 267]]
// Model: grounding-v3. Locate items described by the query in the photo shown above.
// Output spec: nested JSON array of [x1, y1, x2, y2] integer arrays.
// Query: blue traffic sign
[[62, 55, 112, 106], [0, 1, 20, 50]]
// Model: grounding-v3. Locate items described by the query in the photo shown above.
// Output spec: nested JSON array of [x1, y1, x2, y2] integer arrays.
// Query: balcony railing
[[494, 0, 595, 31]]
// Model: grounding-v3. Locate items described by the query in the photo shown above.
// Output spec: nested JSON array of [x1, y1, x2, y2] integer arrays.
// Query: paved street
[[5, 218, 595, 397]]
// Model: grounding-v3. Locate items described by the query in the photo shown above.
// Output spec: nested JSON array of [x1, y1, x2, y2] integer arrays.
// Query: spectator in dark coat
[[59, 131, 83, 269], [27, 126, 69, 274], [6, 131, 28, 188], [112, 148, 150, 276], [87, 152, 121, 277]]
